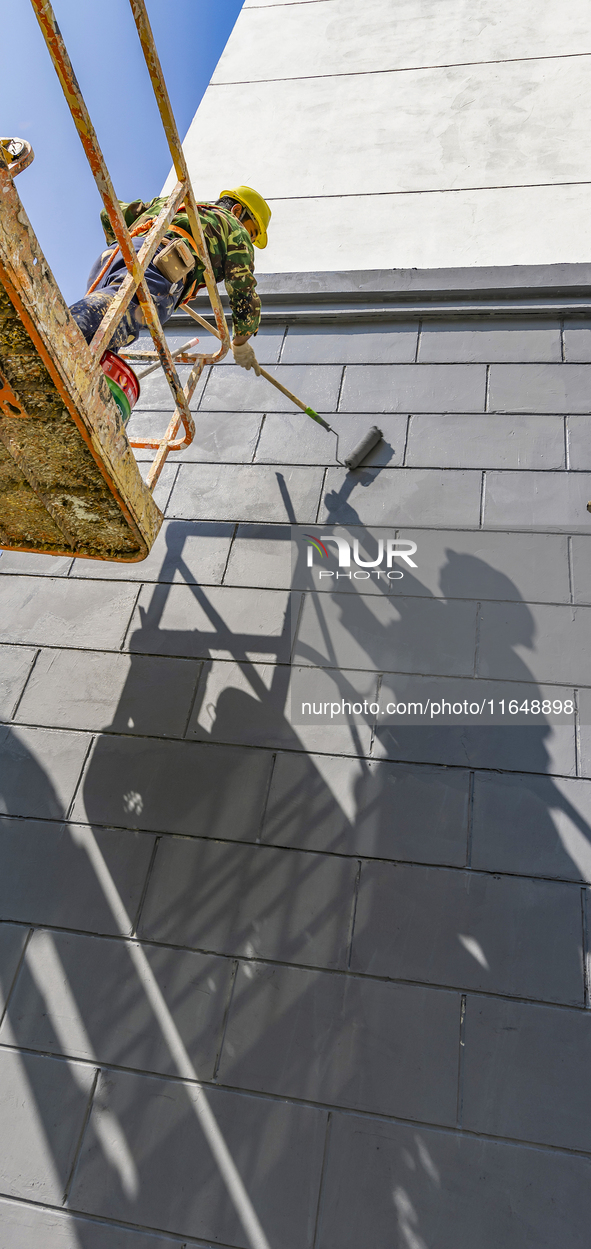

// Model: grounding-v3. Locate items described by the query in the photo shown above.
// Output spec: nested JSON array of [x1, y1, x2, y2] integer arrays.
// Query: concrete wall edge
[[251, 264, 591, 299], [167, 264, 591, 329]]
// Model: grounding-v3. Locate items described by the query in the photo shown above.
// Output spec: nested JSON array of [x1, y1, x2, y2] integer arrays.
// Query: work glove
[[232, 340, 261, 375]]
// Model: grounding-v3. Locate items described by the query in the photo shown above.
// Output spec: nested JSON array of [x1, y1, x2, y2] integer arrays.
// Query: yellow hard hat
[[219, 185, 271, 249]]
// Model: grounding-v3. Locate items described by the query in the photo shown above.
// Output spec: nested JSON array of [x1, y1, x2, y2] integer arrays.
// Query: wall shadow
[[1, 512, 590, 1246]]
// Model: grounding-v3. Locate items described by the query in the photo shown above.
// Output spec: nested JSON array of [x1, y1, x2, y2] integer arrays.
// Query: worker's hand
[[232, 339, 261, 375]]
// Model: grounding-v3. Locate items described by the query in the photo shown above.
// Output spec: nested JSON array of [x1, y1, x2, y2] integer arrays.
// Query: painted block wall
[[165, 0, 591, 272]]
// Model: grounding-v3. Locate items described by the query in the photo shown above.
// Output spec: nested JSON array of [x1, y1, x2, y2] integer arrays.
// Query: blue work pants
[[69, 237, 186, 353]]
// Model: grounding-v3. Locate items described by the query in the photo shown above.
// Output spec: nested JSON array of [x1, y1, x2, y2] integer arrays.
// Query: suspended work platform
[[0, 0, 230, 562], [0, 162, 162, 561]]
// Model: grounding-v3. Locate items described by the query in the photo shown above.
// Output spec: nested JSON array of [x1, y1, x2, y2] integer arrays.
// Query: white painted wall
[[168, 0, 591, 271]]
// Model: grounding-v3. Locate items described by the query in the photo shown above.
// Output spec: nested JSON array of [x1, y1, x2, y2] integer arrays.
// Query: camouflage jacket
[[100, 198, 261, 337]]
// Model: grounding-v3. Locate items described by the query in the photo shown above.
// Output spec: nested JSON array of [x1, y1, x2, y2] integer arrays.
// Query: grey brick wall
[[1, 269, 591, 1247]]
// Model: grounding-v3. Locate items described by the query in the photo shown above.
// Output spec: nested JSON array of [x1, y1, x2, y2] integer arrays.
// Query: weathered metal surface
[[29, 2, 197, 455], [0, 365, 29, 418], [0, 167, 163, 560], [126, 335, 201, 379], [29, 0, 231, 487], [128, 0, 231, 357], [145, 357, 206, 490], [0, 138, 35, 178]]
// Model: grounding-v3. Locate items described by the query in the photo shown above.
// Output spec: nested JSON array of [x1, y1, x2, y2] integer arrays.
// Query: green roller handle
[[258, 365, 333, 430], [305, 406, 332, 431]]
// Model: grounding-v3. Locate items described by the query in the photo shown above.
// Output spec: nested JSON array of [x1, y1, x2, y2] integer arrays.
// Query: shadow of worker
[[369, 549, 591, 882]]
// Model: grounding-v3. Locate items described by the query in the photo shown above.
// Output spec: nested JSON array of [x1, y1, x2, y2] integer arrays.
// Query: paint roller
[[343, 425, 383, 469], [181, 309, 385, 470], [256, 368, 384, 470]]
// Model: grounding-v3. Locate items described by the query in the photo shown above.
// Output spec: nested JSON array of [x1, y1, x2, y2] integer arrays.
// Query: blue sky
[[2, 0, 244, 303]]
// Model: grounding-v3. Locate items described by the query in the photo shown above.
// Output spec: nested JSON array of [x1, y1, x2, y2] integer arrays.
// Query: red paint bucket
[[100, 350, 140, 424]]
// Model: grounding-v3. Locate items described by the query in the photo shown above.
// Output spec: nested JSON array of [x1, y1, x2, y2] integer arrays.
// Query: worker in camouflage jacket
[[69, 185, 271, 373]]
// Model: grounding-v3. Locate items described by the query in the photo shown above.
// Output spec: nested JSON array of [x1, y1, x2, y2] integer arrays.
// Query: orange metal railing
[[30, 0, 231, 488]]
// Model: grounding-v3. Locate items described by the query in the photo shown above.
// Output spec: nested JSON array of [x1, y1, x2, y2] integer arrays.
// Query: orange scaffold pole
[[29, 0, 231, 488]]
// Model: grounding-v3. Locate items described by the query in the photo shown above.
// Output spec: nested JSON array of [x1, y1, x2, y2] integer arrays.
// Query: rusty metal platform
[[0, 0, 232, 562], [0, 167, 162, 561]]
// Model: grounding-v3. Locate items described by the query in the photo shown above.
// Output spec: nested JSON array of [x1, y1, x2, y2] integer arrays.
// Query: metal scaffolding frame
[[30, 0, 231, 489]]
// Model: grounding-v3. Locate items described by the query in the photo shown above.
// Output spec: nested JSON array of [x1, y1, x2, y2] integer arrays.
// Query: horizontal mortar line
[[12, 535, 588, 561], [0, 1039, 589, 1161], [29, 582, 586, 608], [154, 465, 581, 475], [284, 663, 583, 685], [3, 807, 590, 886], [134, 395, 591, 410], [236, 594, 580, 610], [5, 929, 589, 1014], [0, 728, 380, 764], [135, 833, 591, 885], [2, 678, 586, 724], [8, 771, 591, 872], [0, 645, 279, 673], [0, 831, 588, 897], [0, 574, 228, 586], [128, 1076, 591, 1162], [0, 732, 370, 766], [0, 643, 206, 662], [211, 51, 591, 87], [4, 657, 586, 685], [1, 710, 586, 754], [0, 585, 585, 609], [163, 517, 591, 529], [259, 180, 591, 200], [137, 425, 591, 435], [12, 515, 589, 537], [0, 1191, 241, 1249], [0, 923, 586, 1013], [2, 720, 217, 743], [8, 573, 586, 598], [142, 361, 591, 372], [167, 459, 591, 468], [4, 699, 584, 741], [309, 520, 591, 535], [1, 716, 587, 759], [175, 462, 576, 472], [311, 524, 591, 537], [196, 363, 591, 370], [1, 720, 317, 749], [1, 716, 95, 734], [0, 731, 587, 838], [137, 361, 582, 370], [135, 421, 591, 431], [0, 639, 291, 662]]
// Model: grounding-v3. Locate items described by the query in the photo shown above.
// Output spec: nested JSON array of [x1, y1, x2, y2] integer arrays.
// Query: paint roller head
[[344, 426, 383, 470]]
